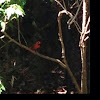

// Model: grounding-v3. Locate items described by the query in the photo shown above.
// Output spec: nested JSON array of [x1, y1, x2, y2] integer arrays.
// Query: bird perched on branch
[[30, 41, 41, 51]]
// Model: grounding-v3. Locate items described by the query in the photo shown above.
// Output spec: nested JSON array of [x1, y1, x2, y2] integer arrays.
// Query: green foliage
[[0, 0, 26, 32], [50, 0, 54, 2], [42, 0, 54, 2], [0, 0, 10, 5], [5, 4, 25, 20], [9, 0, 26, 8], [0, 78, 6, 94], [0, 0, 26, 94]]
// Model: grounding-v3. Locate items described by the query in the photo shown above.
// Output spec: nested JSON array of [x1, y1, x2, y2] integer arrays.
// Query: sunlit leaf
[[0, 0, 10, 5], [0, 8, 4, 12], [5, 7, 15, 19], [0, 80, 1, 84], [0, 89, 2, 94], [13, 4, 25, 16], [0, 80, 5, 94], [5, 4, 25, 20], [0, 84, 5, 91], [0, 21, 6, 32], [0, 0, 6, 5]]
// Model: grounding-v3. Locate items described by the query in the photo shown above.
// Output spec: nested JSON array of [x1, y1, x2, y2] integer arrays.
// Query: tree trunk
[[80, 42, 88, 94]]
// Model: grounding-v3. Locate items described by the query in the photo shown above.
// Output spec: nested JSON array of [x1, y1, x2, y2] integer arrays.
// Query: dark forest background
[[0, 0, 90, 94]]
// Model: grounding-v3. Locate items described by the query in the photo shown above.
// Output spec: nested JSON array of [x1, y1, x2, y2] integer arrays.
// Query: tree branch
[[3, 31, 81, 94], [57, 10, 81, 94]]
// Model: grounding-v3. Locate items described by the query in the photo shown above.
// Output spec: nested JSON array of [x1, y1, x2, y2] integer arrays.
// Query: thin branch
[[74, 21, 82, 34], [85, 29, 90, 34], [85, 16, 90, 33], [3, 32, 56, 61], [68, 1, 83, 26], [0, 40, 12, 49], [82, 0, 86, 34], [76, 0, 80, 7], [55, 0, 73, 18], [0, 36, 6, 43], [13, 24, 28, 46], [55, 0, 65, 10], [17, 19, 21, 43], [62, 0, 67, 10], [55, 0, 81, 33], [70, 0, 81, 9]]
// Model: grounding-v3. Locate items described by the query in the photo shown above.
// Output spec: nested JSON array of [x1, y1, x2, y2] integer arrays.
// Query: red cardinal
[[30, 41, 41, 51]]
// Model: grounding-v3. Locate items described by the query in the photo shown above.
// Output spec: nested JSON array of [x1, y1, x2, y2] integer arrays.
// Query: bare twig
[[76, 0, 80, 7], [85, 16, 90, 34], [82, 0, 86, 32], [55, 0, 81, 32], [13, 24, 28, 46], [0, 40, 12, 49], [62, 0, 67, 10], [55, 0, 65, 10], [74, 21, 82, 34], [85, 29, 90, 34], [70, 0, 80, 9], [68, 1, 82, 26], [17, 19, 21, 43]]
